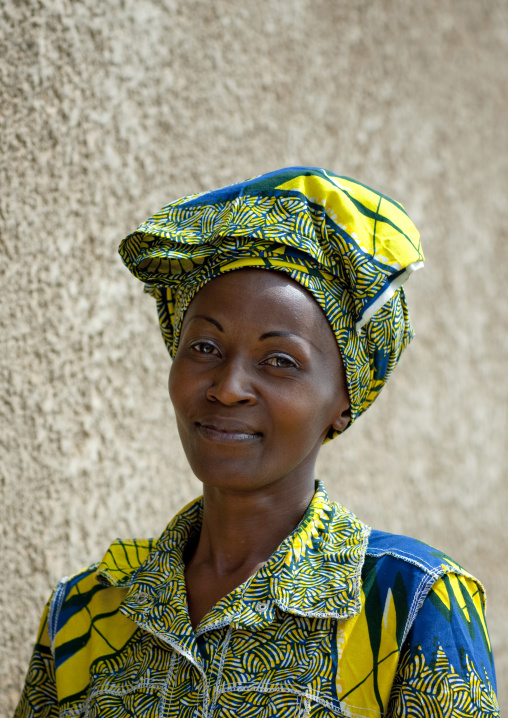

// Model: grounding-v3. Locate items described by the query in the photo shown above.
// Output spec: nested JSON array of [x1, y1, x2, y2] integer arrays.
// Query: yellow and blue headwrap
[[119, 167, 423, 438]]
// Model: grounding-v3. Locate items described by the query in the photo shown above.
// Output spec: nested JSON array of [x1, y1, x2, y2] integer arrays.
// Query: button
[[131, 591, 150, 605], [255, 600, 270, 613]]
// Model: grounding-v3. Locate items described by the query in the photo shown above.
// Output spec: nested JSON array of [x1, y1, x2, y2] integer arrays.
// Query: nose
[[206, 357, 256, 406]]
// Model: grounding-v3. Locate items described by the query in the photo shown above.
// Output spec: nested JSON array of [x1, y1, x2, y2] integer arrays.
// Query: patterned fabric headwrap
[[119, 167, 423, 439]]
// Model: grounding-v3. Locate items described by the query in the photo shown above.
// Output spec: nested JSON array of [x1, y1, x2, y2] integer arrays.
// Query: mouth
[[195, 419, 263, 445]]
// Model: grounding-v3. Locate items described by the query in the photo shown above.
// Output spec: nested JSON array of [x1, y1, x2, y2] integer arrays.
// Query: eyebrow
[[261, 330, 323, 354], [188, 315, 224, 331], [260, 330, 303, 341]]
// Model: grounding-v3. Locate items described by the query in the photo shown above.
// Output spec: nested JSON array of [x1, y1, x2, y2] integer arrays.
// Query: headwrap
[[119, 167, 423, 438]]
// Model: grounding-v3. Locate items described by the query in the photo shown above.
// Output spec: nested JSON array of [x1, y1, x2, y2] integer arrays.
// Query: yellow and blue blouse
[[15, 483, 499, 717]]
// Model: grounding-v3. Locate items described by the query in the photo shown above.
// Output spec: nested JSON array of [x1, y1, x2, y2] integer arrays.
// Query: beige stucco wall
[[1, 0, 507, 711]]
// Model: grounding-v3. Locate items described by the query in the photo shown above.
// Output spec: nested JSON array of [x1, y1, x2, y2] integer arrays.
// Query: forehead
[[185, 269, 332, 334]]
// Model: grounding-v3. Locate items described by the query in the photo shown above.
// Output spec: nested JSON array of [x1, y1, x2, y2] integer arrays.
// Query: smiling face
[[168, 269, 350, 496]]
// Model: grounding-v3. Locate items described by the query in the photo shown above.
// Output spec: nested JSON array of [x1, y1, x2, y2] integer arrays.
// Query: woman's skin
[[168, 269, 351, 628]]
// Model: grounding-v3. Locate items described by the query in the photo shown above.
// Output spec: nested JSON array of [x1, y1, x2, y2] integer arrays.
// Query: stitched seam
[[217, 682, 383, 717], [87, 679, 167, 696], [353, 525, 372, 613], [158, 650, 177, 718], [60, 708, 85, 718], [365, 547, 438, 574], [401, 570, 442, 646], [150, 631, 205, 679], [195, 616, 236, 637], [207, 624, 233, 717], [48, 577, 70, 653], [273, 601, 358, 620], [301, 695, 312, 718]]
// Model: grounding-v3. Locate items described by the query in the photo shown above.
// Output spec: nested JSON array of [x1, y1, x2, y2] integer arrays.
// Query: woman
[[15, 167, 499, 717]]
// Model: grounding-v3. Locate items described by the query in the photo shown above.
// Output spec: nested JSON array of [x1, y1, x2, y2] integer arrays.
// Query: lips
[[195, 418, 262, 444]]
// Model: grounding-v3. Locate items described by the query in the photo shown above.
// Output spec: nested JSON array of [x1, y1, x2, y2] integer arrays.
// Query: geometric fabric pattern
[[15, 483, 498, 717], [119, 167, 424, 433]]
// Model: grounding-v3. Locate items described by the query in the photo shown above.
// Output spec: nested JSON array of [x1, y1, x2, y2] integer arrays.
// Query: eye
[[262, 354, 298, 369], [191, 341, 220, 356]]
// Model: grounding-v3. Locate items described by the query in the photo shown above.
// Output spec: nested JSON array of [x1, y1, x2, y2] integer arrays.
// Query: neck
[[196, 478, 315, 574]]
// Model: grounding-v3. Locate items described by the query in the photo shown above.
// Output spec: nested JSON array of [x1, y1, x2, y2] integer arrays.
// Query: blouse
[[15, 482, 499, 717]]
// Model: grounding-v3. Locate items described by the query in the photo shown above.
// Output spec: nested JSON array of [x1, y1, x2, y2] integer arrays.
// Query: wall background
[[1, 0, 507, 712]]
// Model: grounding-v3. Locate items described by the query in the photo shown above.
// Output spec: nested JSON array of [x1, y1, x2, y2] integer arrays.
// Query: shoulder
[[365, 528, 481, 587], [47, 537, 156, 647], [361, 529, 486, 644]]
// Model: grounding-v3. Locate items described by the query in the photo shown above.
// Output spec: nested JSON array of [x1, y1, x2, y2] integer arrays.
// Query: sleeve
[[14, 597, 59, 718], [387, 573, 500, 717]]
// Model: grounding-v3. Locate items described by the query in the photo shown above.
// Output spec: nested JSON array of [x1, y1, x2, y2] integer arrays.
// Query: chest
[[73, 610, 398, 718]]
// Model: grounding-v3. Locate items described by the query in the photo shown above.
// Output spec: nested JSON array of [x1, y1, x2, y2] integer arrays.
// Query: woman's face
[[168, 269, 350, 495]]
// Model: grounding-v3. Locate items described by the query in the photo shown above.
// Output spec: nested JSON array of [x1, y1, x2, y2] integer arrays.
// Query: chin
[[188, 458, 271, 493], [195, 466, 257, 490]]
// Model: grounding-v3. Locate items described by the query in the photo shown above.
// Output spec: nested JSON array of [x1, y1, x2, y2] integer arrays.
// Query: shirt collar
[[237, 481, 371, 627], [96, 482, 370, 633]]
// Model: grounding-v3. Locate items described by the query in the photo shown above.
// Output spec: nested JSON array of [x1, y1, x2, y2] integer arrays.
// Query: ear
[[331, 405, 351, 433]]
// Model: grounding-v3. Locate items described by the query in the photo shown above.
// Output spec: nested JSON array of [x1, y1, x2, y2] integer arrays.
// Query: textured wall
[[1, 0, 507, 711]]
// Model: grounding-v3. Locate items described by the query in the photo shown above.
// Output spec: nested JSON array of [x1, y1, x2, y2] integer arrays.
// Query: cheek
[[168, 364, 177, 403], [270, 387, 332, 444], [168, 360, 191, 414]]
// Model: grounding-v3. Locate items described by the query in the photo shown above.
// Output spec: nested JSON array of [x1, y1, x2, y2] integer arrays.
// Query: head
[[168, 269, 350, 493], [119, 166, 423, 437]]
